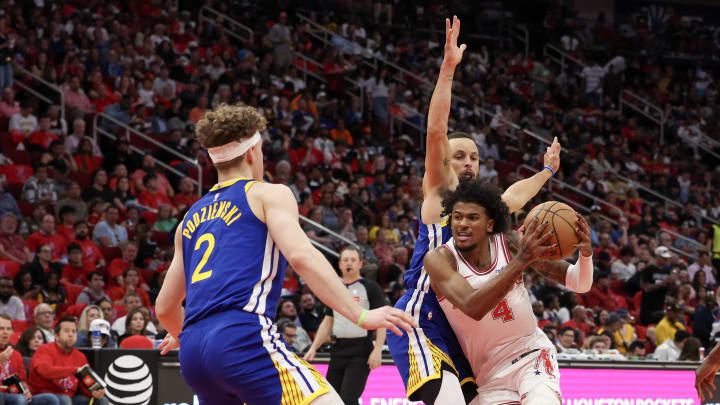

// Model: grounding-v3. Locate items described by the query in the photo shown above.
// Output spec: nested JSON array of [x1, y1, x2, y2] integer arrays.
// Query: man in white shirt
[[152, 67, 176, 96], [9, 101, 38, 136], [581, 61, 606, 106], [611, 246, 637, 281], [64, 118, 102, 156], [478, 158, 498, 180], [0, 277, 24, 320], [111, 293, 158, 336], [688, 252, 716, 285], [653, 330, 689, 361]]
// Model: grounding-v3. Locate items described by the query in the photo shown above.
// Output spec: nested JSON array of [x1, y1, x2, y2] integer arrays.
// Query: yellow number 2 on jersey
[[191, 233, 215, 284]]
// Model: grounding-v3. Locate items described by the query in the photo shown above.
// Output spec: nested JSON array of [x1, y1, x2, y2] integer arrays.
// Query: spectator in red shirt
[[28, 117, 59, 153], [561, 306, 594, 338], [108, 268, 151, 308], [61, 243, 92, 286], [26, 214, 66, 261], [29, 316, 108, 405], [107, 242, 138, 287], [173, 177, 200, 212], [71, 221, 105, 271], [0, 314, 58, 405], [0, 212, 32, 264], [130, 155, 174, 198], [138, 174, 175, 214], [56, 206, 76, 243], [583, 272, 620, 313]]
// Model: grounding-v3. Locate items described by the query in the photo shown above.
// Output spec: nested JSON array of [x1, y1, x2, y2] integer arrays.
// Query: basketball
[[522, 201, 580, 260]]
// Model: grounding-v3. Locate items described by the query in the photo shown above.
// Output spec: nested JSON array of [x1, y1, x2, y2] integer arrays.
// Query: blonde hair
[[78, 305, 102, 333], [195, 104, 266, 149]]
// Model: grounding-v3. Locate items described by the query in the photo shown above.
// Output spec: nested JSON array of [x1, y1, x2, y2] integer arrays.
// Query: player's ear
[[486, 218, 494, 234]]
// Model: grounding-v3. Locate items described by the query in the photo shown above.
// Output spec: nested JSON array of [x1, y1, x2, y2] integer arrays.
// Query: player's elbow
[[287, 250, 317, 276], [575, 280, 593, 294]]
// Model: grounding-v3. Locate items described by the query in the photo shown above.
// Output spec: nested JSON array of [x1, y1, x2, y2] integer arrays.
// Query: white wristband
[[565, 254, 593, 293]]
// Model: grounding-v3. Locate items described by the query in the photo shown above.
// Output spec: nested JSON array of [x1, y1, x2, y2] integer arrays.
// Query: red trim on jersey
[[455, 234, 498, 276], [500, 232, 511, 262]]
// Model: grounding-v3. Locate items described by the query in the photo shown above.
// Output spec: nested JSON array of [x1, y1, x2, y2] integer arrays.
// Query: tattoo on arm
[[446, 74, 453, 81], [531, 260, 570, 285], [442, 158, 450, 167]]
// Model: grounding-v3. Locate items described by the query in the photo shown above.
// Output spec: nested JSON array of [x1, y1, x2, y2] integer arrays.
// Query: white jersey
[[438, 233, 550, 387]]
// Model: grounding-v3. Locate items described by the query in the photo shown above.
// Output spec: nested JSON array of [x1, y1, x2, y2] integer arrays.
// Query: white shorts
[[470, 345, 561, 405]]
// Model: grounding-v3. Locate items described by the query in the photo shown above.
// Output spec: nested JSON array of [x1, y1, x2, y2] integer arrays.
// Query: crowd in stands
[[0, 1, 715, 399]]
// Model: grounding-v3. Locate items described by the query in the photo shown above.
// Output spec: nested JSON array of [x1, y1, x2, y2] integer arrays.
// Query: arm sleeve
[[364, 279, 387, 309]]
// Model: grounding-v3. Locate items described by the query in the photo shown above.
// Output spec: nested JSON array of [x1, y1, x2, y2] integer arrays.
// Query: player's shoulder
[[424, 244, 456, 269], [247, 181, 294, 199]]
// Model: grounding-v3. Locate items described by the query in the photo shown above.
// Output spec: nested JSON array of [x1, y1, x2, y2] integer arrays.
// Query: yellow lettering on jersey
[[222, 205, 239, 225], [192, 213, 200, 228], [208, 202, 217, 220], [186, 220, 196, 232], [200, 207, 207, 222], [216, 201, 228, 219], [182, 228, 191, 239], [226, 211, 243, 226]]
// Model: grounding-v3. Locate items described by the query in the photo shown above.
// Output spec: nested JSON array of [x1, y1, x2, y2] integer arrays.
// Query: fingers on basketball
[[523, 202, 580, 260]]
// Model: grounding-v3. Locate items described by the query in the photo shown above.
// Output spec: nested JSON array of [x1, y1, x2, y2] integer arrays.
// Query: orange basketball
[[522, 201, 579, 260]]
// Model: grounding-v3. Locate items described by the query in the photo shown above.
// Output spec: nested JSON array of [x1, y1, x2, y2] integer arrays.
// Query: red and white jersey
[[438, 233, 548, 386]]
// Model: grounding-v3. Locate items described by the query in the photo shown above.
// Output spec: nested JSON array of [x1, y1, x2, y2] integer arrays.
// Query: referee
[[304, 246, 387, 404]]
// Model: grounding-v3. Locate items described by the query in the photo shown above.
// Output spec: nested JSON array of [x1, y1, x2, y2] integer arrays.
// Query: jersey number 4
[[192, 233, 215, 283], [492, 299, 514, 323]]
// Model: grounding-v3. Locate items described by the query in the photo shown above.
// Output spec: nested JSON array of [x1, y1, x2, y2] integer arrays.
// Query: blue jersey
[[403, 205, 452, 289], [180, 178, 287, 328]]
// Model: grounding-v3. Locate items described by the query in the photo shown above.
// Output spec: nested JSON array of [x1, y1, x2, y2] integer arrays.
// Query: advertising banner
[[82, 349, 159, 405], [155, 361, 719, 405]]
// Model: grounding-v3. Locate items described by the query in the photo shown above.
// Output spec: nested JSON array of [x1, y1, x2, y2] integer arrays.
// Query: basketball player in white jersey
[[424, 179, 594, 404], [387, 16, 562, 405]]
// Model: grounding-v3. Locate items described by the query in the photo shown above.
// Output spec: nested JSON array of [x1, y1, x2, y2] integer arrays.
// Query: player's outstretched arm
[[260, 183, 416, 336], [156, 225, 186, 354], [501, 137, 561, 213], [511, 213, 594, 293], [425, 218, 555, 320], [422, 16, 466, 223], [696, 343, 720, 400], [303, 315, 333, 361]]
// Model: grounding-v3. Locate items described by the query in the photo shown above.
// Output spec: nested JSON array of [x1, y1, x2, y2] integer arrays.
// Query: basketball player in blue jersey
[[154, 105, 416, 405], [386, 16, 562, 405]]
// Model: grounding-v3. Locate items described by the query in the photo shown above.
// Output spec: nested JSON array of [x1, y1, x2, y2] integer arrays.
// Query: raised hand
[[443, 16, 467, 67], [516, 217, 557, 265], [543, 137, 561, 174], [573, 213, 593, 257], [360, 306, 417, 336]]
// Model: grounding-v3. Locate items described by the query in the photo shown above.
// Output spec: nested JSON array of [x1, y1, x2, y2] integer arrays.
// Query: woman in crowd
[[15, 326, 47, 357], [37, 271, 67, 309], [118, 307, 153, 345]]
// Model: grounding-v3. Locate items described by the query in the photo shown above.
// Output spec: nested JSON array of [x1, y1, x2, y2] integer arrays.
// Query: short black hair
[[620, 246, 635, 257], [628, 341, 645, 353], [66, 243, 81, 253], [674, 330, 690, 343], [54, 316, 78, 334], [441, 179, 510, 234], [87, 271, 104, 281], [447, 132, 473, 141]]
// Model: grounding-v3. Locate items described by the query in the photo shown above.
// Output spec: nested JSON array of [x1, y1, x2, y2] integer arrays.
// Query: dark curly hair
[[441, 179, 510, 234]]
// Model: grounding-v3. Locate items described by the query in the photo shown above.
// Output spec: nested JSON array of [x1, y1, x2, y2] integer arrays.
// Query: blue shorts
[[179, 310, 329, 405], [387, 281, 477, 402]]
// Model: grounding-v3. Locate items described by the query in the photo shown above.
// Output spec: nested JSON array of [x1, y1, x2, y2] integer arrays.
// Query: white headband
[[207, 132, 261, 163]]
